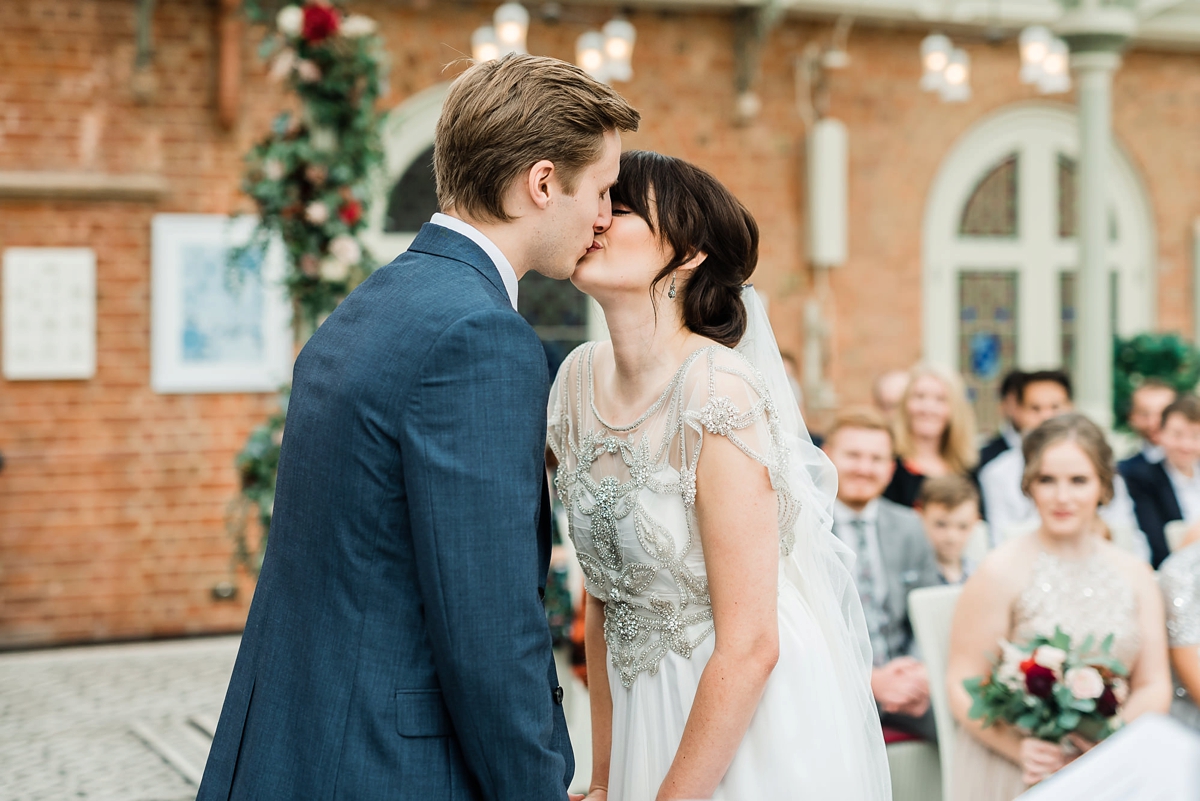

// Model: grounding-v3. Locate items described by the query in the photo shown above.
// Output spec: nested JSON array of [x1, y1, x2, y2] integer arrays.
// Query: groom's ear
[[525, 160, 556, 211]]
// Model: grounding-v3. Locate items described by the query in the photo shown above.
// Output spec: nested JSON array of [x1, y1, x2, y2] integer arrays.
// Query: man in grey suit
[[198, 55, 639, 800], [823, 407, 943, 742]]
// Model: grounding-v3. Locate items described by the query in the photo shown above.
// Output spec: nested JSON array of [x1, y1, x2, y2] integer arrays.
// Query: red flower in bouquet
[[339, 200, 363, 226], [1023, 663, 1057, 698], [1096, 686, 1119, 717], [302, 3, 340, 43]]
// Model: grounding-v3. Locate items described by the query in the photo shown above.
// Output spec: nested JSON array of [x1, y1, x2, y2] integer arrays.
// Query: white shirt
[[832, 498, 889, 608], [1165, 460, 1200, 523], [1143, 443, 1165, 465], [430, 212, 519, 310], [979, 447, 1151, 561], [1001, 420, 1022, 450]]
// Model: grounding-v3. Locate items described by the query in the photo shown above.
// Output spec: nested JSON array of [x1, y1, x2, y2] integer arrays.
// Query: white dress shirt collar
[[1001, 420, 1022, 450], [834, 498, 880, 526], [430, 212, 519, 310], [1143, 442, 1165, 464], [1165, 460, 1200, 523]]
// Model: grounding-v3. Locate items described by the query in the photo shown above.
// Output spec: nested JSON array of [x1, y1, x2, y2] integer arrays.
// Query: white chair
[[908, 584, 964, 801]]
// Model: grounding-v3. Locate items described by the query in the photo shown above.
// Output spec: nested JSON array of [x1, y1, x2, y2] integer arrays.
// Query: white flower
[[276, 5, 303, 37], [295, 59, 322, 83], [263, 159, 285, 181], [1034, 645, 1067, 674], [1065, 666, 1105, 700], [1112, 677, 1129, 704], [319, 256, 350, 282], [997, 661, 1024, 691], [341, 15, 377, 38], [305, 201, 329, 225], [309, 126, 337, 153], [268, 48, 296, 82], [329, 235, 362, 266]]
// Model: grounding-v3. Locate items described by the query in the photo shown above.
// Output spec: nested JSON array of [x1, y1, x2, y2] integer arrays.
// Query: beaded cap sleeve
[[547, 342, 793, 687], [1160, 542, 1200, 649]]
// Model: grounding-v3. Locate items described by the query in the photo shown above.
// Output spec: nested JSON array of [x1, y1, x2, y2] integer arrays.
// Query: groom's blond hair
[[434, 54, 640, 223]]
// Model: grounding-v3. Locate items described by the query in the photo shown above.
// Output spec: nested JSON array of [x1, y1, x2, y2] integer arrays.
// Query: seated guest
[[885, 363, 979, 508], [873, 369, 910, 420], [947, 414, 1172, 800], [977, 370, 1026, 472], [979, 371, 1145, 558], [1124, 394, 1200, 568], [917, 474, 981, 585], [1119, 378, 1176, 473], [1160, 526, 1200, 731], [823, 407, 943, 741]]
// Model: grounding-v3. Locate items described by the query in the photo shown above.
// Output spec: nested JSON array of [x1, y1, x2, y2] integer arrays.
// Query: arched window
[[924, 105, 1154, 432]]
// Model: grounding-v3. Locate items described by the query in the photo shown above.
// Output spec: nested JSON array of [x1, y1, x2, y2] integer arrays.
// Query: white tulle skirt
[[606, 572, 890, 801]]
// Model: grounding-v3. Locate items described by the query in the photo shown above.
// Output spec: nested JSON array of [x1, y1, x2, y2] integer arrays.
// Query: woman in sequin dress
[[1160, 528, 1200, 731], [548, 151, 891, 801], [945, 414, 1173, 801]]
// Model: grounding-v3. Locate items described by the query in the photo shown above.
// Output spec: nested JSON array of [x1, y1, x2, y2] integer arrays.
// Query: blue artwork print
[[969, 332, 1001, 380], [180, 244, 265, 363]]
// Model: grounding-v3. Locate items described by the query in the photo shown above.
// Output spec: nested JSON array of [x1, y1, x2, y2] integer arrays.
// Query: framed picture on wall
[[151, 214, 292, 394]]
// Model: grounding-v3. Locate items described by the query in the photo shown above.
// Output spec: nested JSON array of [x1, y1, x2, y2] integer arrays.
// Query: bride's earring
[[668, 272, 677, 300]]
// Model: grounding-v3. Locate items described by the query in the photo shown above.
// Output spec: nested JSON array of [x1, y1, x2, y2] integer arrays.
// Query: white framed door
[[923, 103, 1154, 430]]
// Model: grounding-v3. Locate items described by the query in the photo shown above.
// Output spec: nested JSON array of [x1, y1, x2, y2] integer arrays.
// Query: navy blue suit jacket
[[1120, 456, 1179, 568], [198, 225, 573, 800]]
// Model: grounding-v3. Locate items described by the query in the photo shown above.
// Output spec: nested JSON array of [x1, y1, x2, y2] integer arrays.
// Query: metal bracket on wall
[[132, 0, 158, 104], [733, 0, 788, 124]]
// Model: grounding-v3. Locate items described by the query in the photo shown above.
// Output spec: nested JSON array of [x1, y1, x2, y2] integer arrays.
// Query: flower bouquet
[[964, 627, 1129, 744]]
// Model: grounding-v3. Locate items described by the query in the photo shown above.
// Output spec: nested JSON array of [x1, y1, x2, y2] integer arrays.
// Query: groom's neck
[[441, 208, 529, 279]]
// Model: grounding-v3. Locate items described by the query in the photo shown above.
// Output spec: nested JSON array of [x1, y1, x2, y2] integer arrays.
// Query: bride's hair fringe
[[610, 150, 759, 348]]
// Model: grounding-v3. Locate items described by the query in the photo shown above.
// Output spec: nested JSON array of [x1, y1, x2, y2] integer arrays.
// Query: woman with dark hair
[[946, 414, 1172, 800], [547, 151, 889, 801]]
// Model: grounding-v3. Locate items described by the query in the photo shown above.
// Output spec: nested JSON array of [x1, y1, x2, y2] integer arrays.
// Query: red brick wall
[[1, 1, 1198, 646]]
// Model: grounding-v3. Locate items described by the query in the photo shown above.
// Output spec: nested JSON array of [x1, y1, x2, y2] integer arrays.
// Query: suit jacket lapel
[[407, 223, 511, 307], [874, 502, 907, 623], [1154, 462, 1184, 522]]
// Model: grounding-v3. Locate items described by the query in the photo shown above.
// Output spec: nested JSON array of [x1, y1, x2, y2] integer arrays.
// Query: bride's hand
[[570, 786, 607, 801], [1019, 737, 1068, 786]]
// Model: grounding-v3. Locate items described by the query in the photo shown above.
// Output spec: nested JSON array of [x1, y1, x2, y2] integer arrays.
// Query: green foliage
[[1113, 333, 1200, 431], [228, 388, 289, 574]]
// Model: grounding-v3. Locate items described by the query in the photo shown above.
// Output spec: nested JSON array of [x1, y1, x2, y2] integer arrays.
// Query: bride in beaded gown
[[547, 151, 889, 801]]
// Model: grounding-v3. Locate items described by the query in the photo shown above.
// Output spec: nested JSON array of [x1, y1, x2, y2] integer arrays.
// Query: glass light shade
[[1019, 25, 1052, 84], [471, 25, 500, 62], [602, 18, 636, 82], [920, 34, 951, 92], [493, 2, 529, 55], [576, 31, 608, 81], [1038, 38, 1071, 94], [940, 48, 971, 102]]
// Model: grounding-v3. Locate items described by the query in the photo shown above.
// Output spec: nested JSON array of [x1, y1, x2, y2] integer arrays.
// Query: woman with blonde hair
[[885, 363, 979, 507], [946, 414, 1171, 800]]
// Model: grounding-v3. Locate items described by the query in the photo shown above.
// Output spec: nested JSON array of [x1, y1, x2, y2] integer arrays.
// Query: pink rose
[[1065, 666, 1105, 700], [1033, 645, 1067, 674], [295, 59, 322, 83], [305, 201, 329, 225]]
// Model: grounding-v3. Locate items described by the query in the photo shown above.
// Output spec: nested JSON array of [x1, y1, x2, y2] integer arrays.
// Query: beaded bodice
[[1012, 548, 1141, 668], [547, 343, 792, 687], [1161, 542, 1200, 649]]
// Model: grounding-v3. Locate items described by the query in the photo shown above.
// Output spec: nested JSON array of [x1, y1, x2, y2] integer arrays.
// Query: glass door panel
[[959, 271, 1019, 434]]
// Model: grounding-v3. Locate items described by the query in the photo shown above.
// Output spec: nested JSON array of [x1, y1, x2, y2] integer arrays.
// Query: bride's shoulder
[[679, 343, 769, 409]]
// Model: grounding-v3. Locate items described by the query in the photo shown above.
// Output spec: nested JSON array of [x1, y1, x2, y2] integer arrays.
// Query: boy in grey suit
[[823, 408, 942, 742], [198, 56, 638, 801]]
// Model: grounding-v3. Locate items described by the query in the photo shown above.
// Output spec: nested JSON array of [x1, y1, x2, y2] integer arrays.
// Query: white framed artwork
[[3, 247, 97, 381], [151, 214, 292, 394]]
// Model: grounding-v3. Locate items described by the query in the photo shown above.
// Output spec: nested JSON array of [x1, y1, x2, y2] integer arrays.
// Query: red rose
[[339, 200, 362, 226], [1024, 664, 1056, 698], [1096, 686, 1119, 717], [302, 3, 339, 43]]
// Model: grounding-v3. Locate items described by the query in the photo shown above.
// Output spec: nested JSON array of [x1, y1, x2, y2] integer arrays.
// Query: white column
[[1071, 50, 1121, 429]]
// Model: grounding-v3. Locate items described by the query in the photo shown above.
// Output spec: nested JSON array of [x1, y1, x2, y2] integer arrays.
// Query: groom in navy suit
[[199, 55, 638, 801]]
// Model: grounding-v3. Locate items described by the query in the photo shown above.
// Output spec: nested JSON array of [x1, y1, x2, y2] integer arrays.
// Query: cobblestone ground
[[0, 636, 240, 801]]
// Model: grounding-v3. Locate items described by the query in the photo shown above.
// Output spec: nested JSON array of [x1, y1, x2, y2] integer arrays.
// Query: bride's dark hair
[[609, 150, 759, 348]]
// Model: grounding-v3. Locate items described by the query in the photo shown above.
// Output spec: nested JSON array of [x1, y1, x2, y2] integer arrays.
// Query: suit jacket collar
[[407, 223, 511, 307], [1152, 460, 1185, 521]]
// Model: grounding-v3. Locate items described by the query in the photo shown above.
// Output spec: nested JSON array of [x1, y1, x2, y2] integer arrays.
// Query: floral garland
[[240, 0, 385, 333], [229, 1, 385, 576]]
